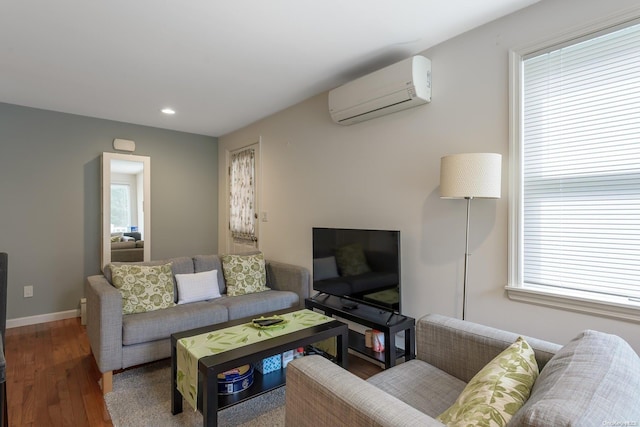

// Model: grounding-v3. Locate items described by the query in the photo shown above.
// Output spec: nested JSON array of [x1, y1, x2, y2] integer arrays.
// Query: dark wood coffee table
[[170, 309, 349, 427]]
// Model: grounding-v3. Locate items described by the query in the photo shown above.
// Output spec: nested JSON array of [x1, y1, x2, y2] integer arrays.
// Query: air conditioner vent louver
[[336, 96, 416, 124]]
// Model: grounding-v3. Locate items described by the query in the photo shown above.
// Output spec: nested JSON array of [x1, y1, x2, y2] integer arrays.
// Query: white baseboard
[[7, 309, 80, 329]]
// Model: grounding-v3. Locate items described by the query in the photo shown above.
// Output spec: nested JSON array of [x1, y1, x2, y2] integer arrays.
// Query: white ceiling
[[0, 1, 538, 137]]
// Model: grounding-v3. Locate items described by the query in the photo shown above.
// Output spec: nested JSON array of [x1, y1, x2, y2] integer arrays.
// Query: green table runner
[[177, 309, 334, 410]]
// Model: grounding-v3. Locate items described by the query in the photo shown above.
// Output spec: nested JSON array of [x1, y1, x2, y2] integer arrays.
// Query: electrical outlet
[[24, 285, 33, 298]]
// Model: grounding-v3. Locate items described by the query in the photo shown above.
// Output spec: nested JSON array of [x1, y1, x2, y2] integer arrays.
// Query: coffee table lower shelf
[[205, 368, 286, 411], [212, 342, 338, 410]]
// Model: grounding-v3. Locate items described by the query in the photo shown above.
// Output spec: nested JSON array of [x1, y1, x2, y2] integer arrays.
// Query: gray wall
[[0, 102, 218, 320]]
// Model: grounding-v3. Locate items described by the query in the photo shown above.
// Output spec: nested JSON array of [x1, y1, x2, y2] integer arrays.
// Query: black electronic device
[[253, 318, 284, 327], [341, 301, 358, 310], [312, 227, 401, 313]]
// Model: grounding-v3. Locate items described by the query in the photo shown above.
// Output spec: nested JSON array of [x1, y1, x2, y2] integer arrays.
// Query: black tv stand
[[305, 294, 415, 369], [340, 300, 358, 310]]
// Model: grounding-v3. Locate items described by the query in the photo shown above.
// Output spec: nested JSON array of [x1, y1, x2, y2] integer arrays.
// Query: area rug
[[104, 360, 285, 427]]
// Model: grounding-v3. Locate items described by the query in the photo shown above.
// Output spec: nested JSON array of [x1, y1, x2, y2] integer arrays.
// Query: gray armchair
[[286, 314, 640, 426]]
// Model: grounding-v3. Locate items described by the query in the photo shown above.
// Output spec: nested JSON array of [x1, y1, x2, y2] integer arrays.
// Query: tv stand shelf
[[306, 294, 415, 369]]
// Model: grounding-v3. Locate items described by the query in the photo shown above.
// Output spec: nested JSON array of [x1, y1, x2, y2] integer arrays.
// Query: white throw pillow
[[313, 256, 339, 280], [175, 269, 221, 304]]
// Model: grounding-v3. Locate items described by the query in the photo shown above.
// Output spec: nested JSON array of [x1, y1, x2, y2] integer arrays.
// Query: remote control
[[254, 318, 284, 326]]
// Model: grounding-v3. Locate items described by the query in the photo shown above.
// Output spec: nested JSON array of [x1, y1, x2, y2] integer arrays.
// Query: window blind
[[522, 20, 640, 301]]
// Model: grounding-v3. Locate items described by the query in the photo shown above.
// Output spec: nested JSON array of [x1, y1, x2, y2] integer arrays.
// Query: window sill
[[505, 284, 640, 323]]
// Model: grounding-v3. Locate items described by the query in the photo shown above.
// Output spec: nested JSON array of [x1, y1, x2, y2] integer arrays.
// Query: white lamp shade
[[440, 153, 502, 199]]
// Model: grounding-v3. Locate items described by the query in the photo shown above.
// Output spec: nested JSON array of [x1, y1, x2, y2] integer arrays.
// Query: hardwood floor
[[5, 318, 110, 427], [347, 352, 384, 380], [5, 317, 382, 426]]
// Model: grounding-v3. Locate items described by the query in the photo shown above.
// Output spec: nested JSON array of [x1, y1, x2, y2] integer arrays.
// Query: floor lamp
[[440, 153, 502, 320]]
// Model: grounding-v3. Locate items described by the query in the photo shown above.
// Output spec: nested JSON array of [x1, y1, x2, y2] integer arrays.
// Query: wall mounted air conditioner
[[328, 55, 431, 125]]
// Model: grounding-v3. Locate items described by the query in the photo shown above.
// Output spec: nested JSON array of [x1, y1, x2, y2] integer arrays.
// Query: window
[[111, 184, 131, 232], [508, 16, 640, 321], [229, 147, 257, 242]]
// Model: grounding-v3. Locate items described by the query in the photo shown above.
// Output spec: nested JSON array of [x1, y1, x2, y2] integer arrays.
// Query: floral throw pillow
[[334, 243, 371, 276], [221, 253, 269, 296], [110, 263, 175, 314], [437, 336, 539, 427]]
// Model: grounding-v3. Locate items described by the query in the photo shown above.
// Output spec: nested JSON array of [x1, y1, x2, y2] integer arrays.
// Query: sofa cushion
[[175, 269, 221, 304], [437, 336, 538, 427], [193, 254, 226, 294], [367, 359, 466, 418], [312, 278, 352, 296], [105, 256, 194, 284], [313, 256, 339, 281], [218, 290, 299, 320], [111, 241, 136, 250], [221, 252, 269, 296], [347, 272, 399, 294], [507, 330, 640, 427], [106, 256, 195, 303], [122, 300, 229, 345], [124, 231, 142, 241], [111, 263, 176, 314]]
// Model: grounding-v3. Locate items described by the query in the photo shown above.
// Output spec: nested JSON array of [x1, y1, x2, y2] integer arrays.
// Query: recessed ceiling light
[[161, 108, 176, 115]]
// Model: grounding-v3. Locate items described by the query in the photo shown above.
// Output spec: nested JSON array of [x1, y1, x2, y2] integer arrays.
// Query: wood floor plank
[[34, 323, 53, 426], [56, 319, 86, 427], [5, 327, 25, 426]]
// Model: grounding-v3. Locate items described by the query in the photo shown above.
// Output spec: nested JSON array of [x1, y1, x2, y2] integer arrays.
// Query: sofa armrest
[[416, 314, 561, 383], [286, 356, 442, 427], [85, 274, 123, 373], [266, 260, 311, 308]]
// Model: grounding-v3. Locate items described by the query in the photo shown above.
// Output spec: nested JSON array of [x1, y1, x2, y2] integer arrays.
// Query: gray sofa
[[110, 240, 144, 262], [85, 254, 310, 394], [110, 232, 144, 262], [286, 314, 640, 426]]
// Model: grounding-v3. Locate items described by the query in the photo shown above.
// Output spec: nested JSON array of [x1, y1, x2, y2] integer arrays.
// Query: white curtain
[[229, 148, 257, 241]]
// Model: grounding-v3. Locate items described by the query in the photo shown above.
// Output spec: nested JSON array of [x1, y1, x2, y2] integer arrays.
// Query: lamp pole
[[463, 197, 471, 321]]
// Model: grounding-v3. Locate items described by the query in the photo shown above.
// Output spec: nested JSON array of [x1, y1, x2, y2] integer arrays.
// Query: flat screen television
[[312, 227, 401, 312]]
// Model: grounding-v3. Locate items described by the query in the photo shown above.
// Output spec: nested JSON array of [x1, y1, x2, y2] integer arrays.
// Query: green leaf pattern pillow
[[334, 243, 371, 276], [437, 336, 539, 427], [221, 253, 269, 296], [111, 263, 175, 314]]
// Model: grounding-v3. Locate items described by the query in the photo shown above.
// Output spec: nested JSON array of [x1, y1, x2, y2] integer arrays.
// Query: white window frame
[[506, 8, 640, 323]]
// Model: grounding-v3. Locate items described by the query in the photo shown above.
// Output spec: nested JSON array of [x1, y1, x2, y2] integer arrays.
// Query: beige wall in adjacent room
[[219, 0, 640, 352]]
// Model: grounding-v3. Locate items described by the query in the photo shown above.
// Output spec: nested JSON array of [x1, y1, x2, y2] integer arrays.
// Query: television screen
[[312, 227, 400, 312]]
